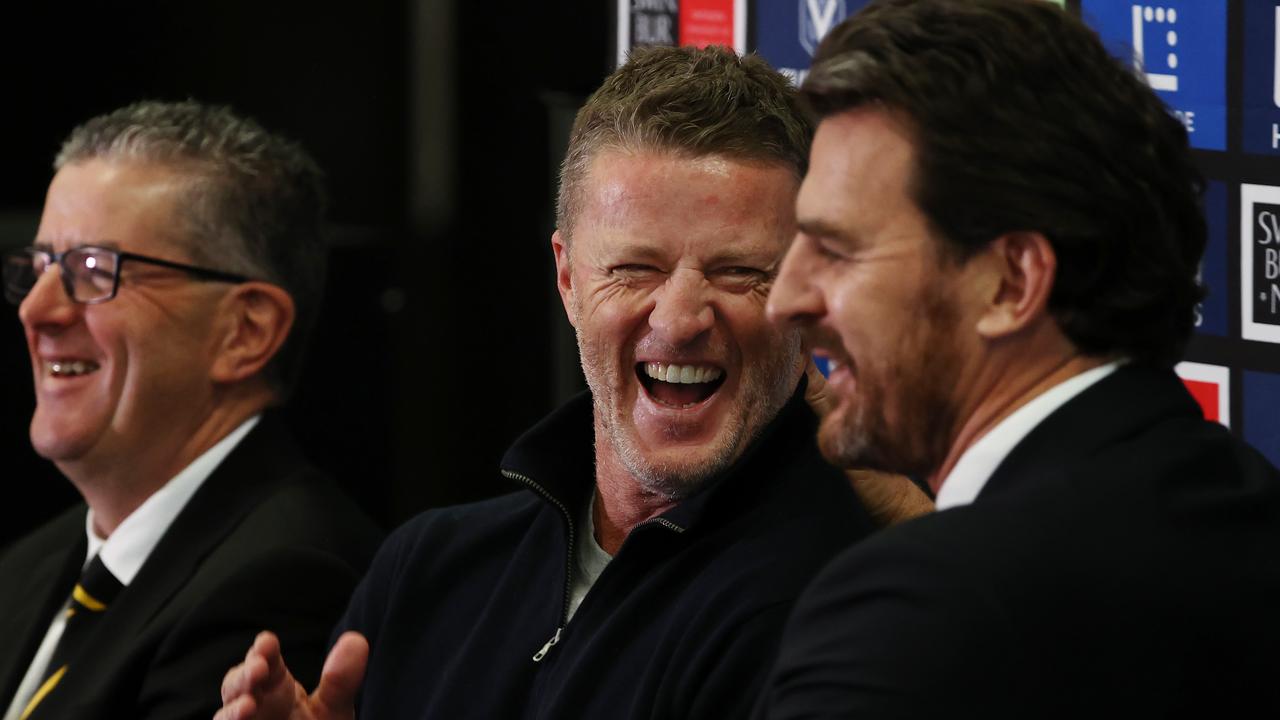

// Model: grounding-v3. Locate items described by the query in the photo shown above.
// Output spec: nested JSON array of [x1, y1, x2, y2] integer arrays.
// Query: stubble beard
[[576, 324, 802, 501], [816, 292, 962, 480]]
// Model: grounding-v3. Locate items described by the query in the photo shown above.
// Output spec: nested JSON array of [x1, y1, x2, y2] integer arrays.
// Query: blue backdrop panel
[[1243, 0, 1280, 155], [1082, 1, 1228, 151], [1245, 370, 1280, 465]]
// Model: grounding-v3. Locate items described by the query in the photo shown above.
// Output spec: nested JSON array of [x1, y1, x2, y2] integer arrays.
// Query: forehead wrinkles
[[578, 152, 795, 252]]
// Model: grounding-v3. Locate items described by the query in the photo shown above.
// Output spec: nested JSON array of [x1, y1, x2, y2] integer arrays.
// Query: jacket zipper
[[502, 468, 575, 663]]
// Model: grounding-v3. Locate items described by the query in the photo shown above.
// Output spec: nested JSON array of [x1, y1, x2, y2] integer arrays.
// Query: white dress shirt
[[934, 363, 1120, 511], [3, 415, 260, 720]]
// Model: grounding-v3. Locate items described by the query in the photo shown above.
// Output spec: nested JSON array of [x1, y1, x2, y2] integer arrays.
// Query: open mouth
[[45, 359, 101, 378], [637, 362, 726, 409]]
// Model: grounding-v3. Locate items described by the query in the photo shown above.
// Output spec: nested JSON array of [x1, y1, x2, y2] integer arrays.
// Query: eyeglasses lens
[[67, 248, 118, 303], [2, 252, 35, 305], [2, 248, 119, 305]]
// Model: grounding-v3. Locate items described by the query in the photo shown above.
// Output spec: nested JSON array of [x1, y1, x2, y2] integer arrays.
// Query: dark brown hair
[[804, 0, 1206, 367]]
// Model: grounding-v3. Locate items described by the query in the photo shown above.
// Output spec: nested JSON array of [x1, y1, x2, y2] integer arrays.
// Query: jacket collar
[[977, 364, 1202, 503], [499, 378, 814, 532]]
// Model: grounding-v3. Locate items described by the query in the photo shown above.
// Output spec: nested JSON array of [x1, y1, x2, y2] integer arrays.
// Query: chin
[[619, 431, 742, 499], [29, 416, 97, 464]]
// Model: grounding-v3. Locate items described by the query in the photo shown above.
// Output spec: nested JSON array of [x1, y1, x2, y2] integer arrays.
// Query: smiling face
[[20, 159, 228, 481], [556, 150, 805, 499], [768, 108, 983, 478]]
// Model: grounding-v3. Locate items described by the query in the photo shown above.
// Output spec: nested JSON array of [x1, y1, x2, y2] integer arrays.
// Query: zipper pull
[[532, 627, 563, 662]]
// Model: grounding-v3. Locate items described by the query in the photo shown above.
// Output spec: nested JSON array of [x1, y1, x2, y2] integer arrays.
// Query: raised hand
[[214, 631, 368, 720]]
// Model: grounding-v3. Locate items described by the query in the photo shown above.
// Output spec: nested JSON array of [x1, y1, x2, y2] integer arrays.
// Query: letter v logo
[[800, 0, 846, 55]]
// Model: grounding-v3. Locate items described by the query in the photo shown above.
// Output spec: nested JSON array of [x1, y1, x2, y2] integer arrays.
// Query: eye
[[611, 264, 663, 280], [813, 237, 852, 263], [716, 266, 767, 280], [711, 265, 770, 291]]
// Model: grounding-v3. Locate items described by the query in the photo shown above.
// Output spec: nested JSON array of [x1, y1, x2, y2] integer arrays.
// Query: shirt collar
[[83, 415, 261, 581], [934, 362, 1121, 511]]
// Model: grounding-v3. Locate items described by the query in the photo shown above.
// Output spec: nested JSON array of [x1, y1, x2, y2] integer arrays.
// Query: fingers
[[310, 632, 369, 719], [213, 694, 257, 720], [217, 631, 287, 719], [847, 469, 935, 526], [804, 357, 835, 419]]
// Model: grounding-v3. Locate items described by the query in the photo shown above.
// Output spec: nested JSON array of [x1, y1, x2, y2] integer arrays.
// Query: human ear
[[209, 283, 296, 384], [552, 230, 577, 328], [974, 231, 1057, 339]]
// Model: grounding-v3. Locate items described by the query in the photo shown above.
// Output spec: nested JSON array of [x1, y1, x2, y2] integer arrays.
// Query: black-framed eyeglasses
[[2, 245, 251, 306]]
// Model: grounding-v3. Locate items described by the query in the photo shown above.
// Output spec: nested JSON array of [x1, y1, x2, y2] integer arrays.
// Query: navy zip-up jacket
[[335, 385, 874, 718]]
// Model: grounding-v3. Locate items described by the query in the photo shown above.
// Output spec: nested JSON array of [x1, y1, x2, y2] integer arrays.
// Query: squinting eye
[[612, 264, 662, 278], [714, 266, 768, 283]]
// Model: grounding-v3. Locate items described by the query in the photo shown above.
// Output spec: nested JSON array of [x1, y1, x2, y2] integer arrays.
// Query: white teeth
[[644, 362, 723, 384], [47, 360, 100, 377]]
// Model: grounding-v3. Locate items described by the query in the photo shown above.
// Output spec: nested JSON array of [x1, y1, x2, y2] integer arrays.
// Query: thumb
[[804, 356, 835, 419], [309, 632, 368, 719]]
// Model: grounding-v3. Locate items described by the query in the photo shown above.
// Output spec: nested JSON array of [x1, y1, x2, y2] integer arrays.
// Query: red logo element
[[1182, 379, 1221, 423], [680, 0, 735, 48]]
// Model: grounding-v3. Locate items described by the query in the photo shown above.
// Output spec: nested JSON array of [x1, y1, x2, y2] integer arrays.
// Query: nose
[[649, 268, 715, 346], [18, 264, 79, 331], [766, 236, 825, 327]]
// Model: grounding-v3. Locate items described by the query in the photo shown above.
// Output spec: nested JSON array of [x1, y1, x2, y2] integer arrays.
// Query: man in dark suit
[[0, 100, 380, 720], [758, 0, 1280, 716]]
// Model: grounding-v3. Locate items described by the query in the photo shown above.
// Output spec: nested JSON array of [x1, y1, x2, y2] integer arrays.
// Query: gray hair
[[56, 100, 328, 398]]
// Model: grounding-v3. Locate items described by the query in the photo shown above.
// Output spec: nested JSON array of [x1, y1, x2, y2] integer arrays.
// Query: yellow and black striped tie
[[20, 555, 123, 720]]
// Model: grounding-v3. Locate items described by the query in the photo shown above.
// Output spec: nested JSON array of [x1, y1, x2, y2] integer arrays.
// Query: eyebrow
[[30, 239, 121, 252], [796, 219, 853, 244]]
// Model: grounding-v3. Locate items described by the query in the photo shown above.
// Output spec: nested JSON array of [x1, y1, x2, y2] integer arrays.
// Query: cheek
[[581, 288, 653, 340]]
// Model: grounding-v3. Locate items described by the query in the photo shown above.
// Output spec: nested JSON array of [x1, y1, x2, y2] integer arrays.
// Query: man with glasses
[[0, 101, 380, 720]]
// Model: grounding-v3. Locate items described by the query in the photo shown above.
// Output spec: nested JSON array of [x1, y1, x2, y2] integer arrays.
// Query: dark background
[[0, 0, 613, 543]]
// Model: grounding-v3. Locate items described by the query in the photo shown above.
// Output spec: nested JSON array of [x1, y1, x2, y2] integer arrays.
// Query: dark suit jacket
[[0, 415, 381, 720], [760, 366, 1280, 718]]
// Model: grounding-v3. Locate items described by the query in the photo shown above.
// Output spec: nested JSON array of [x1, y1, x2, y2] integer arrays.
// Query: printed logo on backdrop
[[1195, 181, 1228, 336], [754, 0, 867, 86], [1081, 1, 1227, 151], [1242, 2, 1280, 154], [799, 0, 846, 55], [618, 0, 679, 67], [1241, 184, 1280, 343], [617, 0, 746, 69], [1175, 362, 1230, 427], [679, 0, 744, 52]]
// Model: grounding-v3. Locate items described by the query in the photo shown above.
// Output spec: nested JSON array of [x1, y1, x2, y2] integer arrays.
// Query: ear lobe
[[552, 230, 577, 328], [974, 231, 1056, 339], [209, 283, 296, 384]]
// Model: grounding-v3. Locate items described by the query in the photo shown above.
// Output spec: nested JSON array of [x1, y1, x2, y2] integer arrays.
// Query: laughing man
[[217, 46, 876, 720]]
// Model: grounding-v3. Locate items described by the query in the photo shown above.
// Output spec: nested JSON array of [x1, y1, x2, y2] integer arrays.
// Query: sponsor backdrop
[[615, 0, 1280, 466]]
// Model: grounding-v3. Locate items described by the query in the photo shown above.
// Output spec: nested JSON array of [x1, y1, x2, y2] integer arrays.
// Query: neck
[[591, 435, 681, 556], [926, 340, 1110, 495], [64, 386, 270, 537]]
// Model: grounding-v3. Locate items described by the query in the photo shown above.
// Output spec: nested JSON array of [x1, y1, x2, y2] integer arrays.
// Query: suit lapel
[[0, 510, 84, 709], [977, 366, 1202, 503]]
